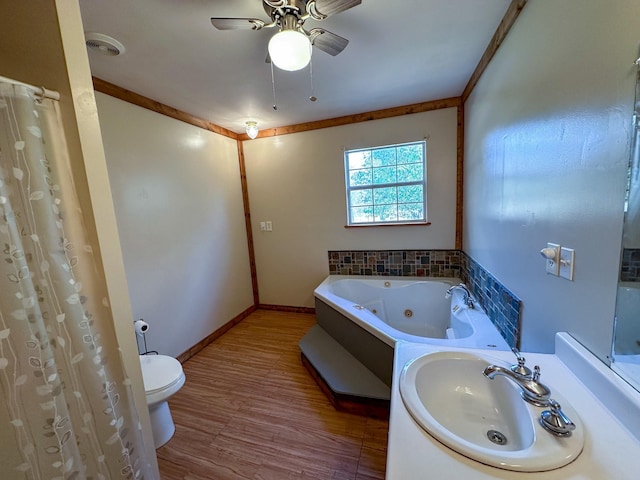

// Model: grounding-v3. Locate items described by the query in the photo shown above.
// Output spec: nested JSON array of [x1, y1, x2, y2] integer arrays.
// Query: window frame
[[344, 140, 428, 227]]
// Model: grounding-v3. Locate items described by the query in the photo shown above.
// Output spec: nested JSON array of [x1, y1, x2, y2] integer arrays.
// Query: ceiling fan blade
[[308, 28, 349, 56], [210, 17, 267, 31], [310, 0, 361, 18]]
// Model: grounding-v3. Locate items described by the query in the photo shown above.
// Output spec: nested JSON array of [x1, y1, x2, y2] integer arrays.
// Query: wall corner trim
[[92, 77, 239, 139], [462, 0, 528, 103]]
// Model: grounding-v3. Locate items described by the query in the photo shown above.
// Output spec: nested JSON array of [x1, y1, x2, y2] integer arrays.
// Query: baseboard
[[258, 304, 316, 314], [176, 305, 257, 363], [301, 352, 390, 420]]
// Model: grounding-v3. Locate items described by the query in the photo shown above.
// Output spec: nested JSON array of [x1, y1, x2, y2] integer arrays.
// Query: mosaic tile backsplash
[[460, 253, 522, 349], [328, 250, 462, 277], [327, 249, 522, 348], [621, 248, 640, 282]]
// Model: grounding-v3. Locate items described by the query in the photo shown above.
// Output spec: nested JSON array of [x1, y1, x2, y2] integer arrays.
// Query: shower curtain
[[0, 82, 152, 478]]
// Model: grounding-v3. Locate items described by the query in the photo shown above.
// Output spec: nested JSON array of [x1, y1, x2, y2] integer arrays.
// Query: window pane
[[347, 150, 372, 169], [373, 186, 397, 205], [350, 189, 372, 206], [373, 166, 397, 185], [345, 141, 426, 226], [349, 168, 372, 187], [397, 163, 424, 182], [372, 148, 396, 167], [398, 203, 424, 221], [350, 206, 374, 223], [398, 184, 423, 204], [374, 204, 398, 221], [397, 144, 423, 164]]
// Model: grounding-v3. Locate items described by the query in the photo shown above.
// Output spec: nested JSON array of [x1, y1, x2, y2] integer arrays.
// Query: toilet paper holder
[[134, 318, 158, 355], [134, 319, 149, 335]]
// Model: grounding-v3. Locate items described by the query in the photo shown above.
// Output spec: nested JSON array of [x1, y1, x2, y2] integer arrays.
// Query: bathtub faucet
[[445, 283, 475, 309]]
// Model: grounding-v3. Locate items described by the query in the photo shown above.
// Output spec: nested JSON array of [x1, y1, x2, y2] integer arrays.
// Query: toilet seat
[[139, 355, 185, 405]]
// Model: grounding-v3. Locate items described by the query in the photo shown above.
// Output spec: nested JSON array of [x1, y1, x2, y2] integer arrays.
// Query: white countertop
[[386, 334, 640, 479]]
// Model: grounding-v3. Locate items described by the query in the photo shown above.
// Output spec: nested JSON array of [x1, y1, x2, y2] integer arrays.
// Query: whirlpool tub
[[314, 275, 509, 350], [302, 275, 510, 397]]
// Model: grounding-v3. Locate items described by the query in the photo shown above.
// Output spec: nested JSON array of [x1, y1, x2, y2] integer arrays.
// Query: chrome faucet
[[445, 283, 475, 309], [483, 350, 551, 407], [484, 349, 577, 437], [539, 399, 576, 437]]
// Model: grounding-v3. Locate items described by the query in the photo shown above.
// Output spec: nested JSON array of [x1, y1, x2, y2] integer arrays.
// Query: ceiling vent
[[85, 32, 125, 56]]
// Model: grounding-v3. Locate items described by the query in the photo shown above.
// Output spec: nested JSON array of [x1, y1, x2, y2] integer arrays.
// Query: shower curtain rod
[[0, 75, 60, 101]]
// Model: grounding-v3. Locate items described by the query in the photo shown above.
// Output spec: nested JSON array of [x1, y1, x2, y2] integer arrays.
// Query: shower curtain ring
[[34, 87, 47, 102]]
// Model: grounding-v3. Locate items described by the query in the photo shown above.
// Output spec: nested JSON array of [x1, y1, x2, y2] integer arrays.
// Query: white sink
[[399, 351, 584, 472]]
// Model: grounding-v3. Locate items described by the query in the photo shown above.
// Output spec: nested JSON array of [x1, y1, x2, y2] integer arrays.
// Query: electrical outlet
[[543, 243, 560, 276], [560, 247, 575, 281], [265, 221, 273, 231]]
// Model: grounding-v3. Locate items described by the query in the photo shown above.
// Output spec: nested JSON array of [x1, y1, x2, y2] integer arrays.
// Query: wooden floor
[[156, 310, 389, 480]]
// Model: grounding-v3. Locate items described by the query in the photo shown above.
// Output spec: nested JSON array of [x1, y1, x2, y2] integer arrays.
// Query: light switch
[[265, 221, 273, 231], [560, 247, 575, 281], [259, 221, 266, 231]]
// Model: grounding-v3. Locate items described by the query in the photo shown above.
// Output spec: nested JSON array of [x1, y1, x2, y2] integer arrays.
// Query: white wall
[[243, 108, 458, 307], [95, 93, 254, 358], [464, 0, 640, 358]]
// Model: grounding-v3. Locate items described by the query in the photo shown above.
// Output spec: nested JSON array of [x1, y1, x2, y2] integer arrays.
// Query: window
[[344, 141, 427, 226]]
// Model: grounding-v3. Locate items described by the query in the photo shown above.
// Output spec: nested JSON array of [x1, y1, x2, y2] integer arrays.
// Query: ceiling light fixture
[[268, 29, 312, 71], [245, 121, 259, 139]]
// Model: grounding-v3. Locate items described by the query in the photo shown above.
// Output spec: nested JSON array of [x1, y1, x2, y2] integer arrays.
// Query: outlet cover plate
[[546, 243, 560, 276]]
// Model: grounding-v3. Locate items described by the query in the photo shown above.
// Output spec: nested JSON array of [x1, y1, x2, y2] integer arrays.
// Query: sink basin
[[399, 351, 584, 472]]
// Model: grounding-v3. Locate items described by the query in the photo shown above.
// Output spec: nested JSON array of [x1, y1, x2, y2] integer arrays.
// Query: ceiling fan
[[210, 0, 362, 71]]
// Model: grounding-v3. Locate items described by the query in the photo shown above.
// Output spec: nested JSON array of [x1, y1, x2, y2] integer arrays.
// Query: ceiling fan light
[[268, 30, 312, 71], [245, 121, 259, 139]]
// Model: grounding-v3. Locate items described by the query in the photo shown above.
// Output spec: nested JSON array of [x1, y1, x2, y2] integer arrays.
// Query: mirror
[[612, 57, 640, 391]]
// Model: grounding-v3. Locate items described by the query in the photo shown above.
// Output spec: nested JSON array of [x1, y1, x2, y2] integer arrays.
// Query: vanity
[[386, 334, 640, 479]]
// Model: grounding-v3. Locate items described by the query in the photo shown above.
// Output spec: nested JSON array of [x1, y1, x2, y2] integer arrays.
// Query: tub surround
[[314, 298, 394, 386], [328, 250, 522, 348], [386, 334, 640, 479]]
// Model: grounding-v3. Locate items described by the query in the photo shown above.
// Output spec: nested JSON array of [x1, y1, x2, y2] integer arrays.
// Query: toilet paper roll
[[134, 319, 149, 336]]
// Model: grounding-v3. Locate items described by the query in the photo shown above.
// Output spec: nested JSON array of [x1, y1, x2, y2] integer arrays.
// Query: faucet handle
[[532, 365, 541, 382], [511, 348, 532, 377], [540, 399, 576, 437]]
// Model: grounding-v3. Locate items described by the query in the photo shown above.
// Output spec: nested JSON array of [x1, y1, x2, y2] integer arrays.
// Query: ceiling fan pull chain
[[270, 60, 278, 110], [309, 55, 317, 102]]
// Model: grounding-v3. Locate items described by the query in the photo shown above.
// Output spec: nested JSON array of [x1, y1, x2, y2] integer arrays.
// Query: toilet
[[139, 354, 186, 448]]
